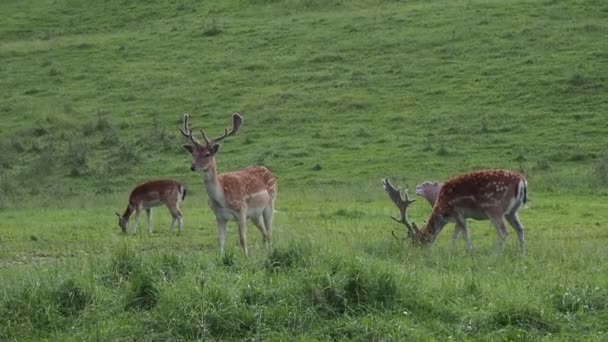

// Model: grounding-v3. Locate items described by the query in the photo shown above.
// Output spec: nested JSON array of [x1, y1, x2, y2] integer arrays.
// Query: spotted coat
[[419, 169, 527, 244]]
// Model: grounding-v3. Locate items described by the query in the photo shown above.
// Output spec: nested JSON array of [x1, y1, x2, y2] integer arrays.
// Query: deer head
[[415, 181, 443, 206], [180, 113, 243, 171], [382, 178, 421, 242]]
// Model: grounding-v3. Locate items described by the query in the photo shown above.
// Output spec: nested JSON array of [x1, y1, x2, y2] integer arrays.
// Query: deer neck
[[419, 210, 446, 244], [122, 205, 134, 220], [201, 159, 225, 206]]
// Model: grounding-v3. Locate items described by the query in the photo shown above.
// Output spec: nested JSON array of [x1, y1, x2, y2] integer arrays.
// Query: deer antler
[[180, 114, 203, 146], [181, 112, 244, 146], [207, 112, 243, 144], [382, 178, 420, 240]]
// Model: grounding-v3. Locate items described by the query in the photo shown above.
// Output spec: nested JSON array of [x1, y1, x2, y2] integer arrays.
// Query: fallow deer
[[416, 181, 488, 249], [180, 113, 277, 257], [116, 180, 187, 235], [384, 169, 527, 252]]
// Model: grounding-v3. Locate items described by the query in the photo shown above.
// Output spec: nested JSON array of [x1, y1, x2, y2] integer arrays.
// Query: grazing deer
[[384, 169, 527, 252], [115, 180, 187, 235], [416, 181, 489, 249], [180, 113, 277, 257]]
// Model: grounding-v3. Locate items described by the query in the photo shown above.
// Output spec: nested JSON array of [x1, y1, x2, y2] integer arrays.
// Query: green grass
[[1, 0, 607, 340]]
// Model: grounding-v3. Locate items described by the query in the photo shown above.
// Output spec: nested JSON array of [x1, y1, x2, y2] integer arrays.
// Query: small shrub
[[422, 139, 433, 152], [64, 142, 88, 177], [11, 137, 25, 152], [125, 271, 160, 311], [202, 18, 222, 37], [116, 142, 140, 164], [480, 117, 489, 133], [565, 73, 600, 90], [100, 126, 120, 146], [63, 103, 74, 114], [54, 279, 92, 316], [534, 159, 551, 171], [437, 144, 449, 156], [333, 209, 365, 219], [0, 140, 14, 169], [29, 146, 56, 177], [0, 174, 17, 200], [594, 155, 608, 186], [95, 111, 112, 131], [32, 121, 48, 137], [255, 154, 266, 166], [514, 148, 526, 163], [312, 163, 322, 171]]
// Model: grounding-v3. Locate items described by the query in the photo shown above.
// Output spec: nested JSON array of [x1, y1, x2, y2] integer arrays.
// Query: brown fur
[[418, 169, 527, 249]]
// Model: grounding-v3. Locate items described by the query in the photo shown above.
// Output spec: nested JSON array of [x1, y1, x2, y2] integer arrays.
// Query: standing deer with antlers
[[383, 169, 527, 252], [180, 113, 277, 257]]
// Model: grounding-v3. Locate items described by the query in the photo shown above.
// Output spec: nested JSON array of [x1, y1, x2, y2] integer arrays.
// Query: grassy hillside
[[1, 0, 607, 205], [1, 0, 608, 340]]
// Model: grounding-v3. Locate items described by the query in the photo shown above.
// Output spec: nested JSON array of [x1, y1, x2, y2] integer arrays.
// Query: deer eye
[[204, 152, 211, 157]]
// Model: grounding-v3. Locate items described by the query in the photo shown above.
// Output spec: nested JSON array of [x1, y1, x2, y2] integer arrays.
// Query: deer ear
[[211, 143, 220, 154], [182, 144, 194, 153]]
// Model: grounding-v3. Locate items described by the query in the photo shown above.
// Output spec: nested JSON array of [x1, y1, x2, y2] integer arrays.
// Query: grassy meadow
[[1, 0, 608, 340]]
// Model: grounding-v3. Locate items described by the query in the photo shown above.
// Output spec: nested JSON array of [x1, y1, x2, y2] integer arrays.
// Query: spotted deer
[[116, 180, 187, 235], [180, 113, 277, 257], [415, 181, 489, 249], [383, 169, 527, 252]]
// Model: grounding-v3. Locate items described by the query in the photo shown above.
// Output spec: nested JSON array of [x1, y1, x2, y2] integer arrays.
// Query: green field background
[[1, 0, 607, 340]]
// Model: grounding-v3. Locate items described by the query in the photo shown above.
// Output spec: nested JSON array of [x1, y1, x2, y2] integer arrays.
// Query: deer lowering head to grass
[[180, 113, 277, 257], [415, 181, 488, 249], [384, 169, 527, 252], [116, 180, 187, 235]]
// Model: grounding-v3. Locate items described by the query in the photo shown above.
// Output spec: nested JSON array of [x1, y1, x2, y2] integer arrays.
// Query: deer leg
[[178, 211, 183, 236], [237, 211, 249, 258], [262, 205, 274, 245], [450, 224, 461, 249], [132, 208, 141, 235], [251, 216, 269, 249], [505, 212, 525, 253], [455, 216, 473, 253], [217, 218, 227, 256], [145, 208, 153, 234], [167, 216, 176, 235], [487, 210, 508, 252], [167, 206, 182, 235]]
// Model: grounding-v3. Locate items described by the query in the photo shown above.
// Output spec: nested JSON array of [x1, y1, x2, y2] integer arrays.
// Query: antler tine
[[211, 112, 244, 144], [199, 129, 211, 144], [382, 178, 419, 239], [180, 113, 203, 146]]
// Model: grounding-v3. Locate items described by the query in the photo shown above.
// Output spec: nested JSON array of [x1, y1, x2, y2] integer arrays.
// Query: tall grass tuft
[[125, 270, 160, 311], [54, 279, 92, 316], [265, 241, 311, 271], [1, 281, 59, 338], [109, 244, 142, 283]]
